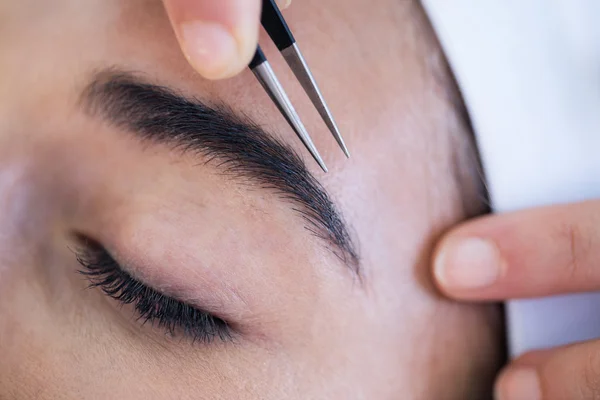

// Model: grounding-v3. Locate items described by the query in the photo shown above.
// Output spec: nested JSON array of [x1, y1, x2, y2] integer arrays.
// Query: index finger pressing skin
[[432, 200, 600, 300]]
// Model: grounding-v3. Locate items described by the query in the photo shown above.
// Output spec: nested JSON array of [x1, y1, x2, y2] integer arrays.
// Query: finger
[[432, 200, 600, 300], [162, 0, 261, 80], [277, 0, 293, 9], [495, 340, 600, 400]]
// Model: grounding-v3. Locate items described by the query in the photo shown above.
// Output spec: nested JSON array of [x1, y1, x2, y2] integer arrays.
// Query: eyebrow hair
[[80, 69, 359, 274]]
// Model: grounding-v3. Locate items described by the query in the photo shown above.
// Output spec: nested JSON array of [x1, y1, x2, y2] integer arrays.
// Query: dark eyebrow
[[80, 69, 359, 274]]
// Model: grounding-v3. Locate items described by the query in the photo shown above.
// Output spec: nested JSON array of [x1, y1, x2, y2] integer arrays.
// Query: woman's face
[[0, 0, 502, 399]]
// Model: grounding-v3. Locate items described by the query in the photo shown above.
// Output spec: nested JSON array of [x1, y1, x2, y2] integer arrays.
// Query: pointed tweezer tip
[[326, 122, 350, 158], [303, 140, 328, 172], [309, 147, 328, 172], [341, 144, 351, 158], [334, 134, 350, 158], [315, 157, 328, 173]]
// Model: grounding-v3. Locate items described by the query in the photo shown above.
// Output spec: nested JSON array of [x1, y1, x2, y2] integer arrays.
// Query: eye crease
[[74, 240, 233, 344]]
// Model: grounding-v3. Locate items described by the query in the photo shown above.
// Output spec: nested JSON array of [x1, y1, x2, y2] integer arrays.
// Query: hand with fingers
[[433, 200, 600, 400], [162, 0, 291, 80]]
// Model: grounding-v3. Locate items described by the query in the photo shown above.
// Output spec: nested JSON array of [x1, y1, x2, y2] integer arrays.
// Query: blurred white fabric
[[421, 0, 600, 357]]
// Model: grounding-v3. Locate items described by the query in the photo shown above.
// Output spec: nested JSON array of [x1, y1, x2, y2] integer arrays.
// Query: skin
[[434, 201, 600, 399], [0, 0, 502, 399]]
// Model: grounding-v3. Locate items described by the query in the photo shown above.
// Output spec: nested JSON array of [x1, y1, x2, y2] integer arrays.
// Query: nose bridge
[[0, 160, 48, 272]]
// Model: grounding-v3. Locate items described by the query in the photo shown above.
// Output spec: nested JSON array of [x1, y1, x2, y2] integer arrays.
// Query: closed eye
[[74, 239, 233, 344]]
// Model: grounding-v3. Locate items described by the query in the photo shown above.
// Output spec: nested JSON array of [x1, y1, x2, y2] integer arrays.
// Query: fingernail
[[276, 0, 292, 8], [435, 237, 502, 290], [495, 368, 542, 400], [180, 21, 239, 79]]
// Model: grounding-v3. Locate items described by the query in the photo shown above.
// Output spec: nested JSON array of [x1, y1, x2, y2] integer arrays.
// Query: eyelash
[[75, 241, 232, 344]]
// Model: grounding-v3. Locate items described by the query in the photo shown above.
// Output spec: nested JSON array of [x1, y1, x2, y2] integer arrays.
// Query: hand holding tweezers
[[249, 0, 350, 172]]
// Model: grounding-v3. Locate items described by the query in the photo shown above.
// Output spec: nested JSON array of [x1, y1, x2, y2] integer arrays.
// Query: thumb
[[163, 0, 262, 80]]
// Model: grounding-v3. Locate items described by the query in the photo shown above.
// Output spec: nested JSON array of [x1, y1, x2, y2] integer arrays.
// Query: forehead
[[2, 0, 433, 135], [1, 0, 460, 263]]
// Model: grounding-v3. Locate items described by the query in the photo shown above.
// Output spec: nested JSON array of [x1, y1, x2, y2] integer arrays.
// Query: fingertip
[[433, 236, 503, 293], [180, 21, 245, 80], [276, 0, 292, 9], [432, 239, 450, 289], [164, 0, 261, 80], [494, 367, 542, 400], [227, 19, 260, 79]]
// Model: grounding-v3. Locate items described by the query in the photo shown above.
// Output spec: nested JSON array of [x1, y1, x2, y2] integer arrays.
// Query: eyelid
[[74, 238, 234, 344]]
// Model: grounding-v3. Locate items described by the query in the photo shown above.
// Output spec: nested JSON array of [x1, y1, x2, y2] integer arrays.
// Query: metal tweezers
[[249, 0, 349, 172]]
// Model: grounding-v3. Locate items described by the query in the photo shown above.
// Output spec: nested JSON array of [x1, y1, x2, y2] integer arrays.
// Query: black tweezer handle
[[261, 0, 296, 51], [249, 45, 267, 69]]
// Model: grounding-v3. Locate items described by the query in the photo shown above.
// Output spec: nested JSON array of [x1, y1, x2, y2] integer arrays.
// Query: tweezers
[[249, 0, 349, 173]]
